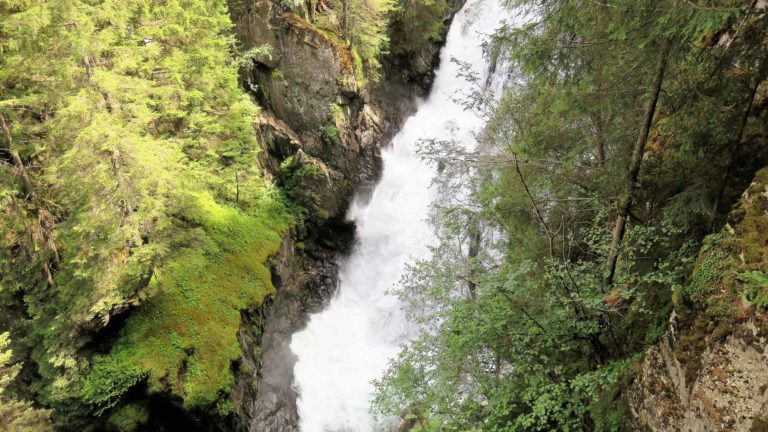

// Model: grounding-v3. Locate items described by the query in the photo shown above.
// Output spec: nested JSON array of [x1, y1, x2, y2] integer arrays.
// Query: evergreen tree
[[337, 0, 395, 76], [1, 0, 290, 425], [0, 332, 53, 432], [375, 0, 768, 429]]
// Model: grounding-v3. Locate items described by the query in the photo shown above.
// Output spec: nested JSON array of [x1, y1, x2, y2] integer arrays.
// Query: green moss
[[85, 191, 289, 411], [671, 171, 768, 387], [281, 155, 328, 187], [351, 48, 367, 88], [271, 68, 285, 81], [278, 153, 341, 224], [329, 103, 345, 125], [315, 208, 331, 220], [730, 168, 768, 308], [317, 104, 345, 165], [676, 236, 735, 307], [676, 168, 768, 313], [672, 233, 739, 385], [731, 168, 768, 265]]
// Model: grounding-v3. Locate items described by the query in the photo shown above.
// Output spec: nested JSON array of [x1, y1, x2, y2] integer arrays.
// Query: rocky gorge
[[227, 0, 465, 429], [2, 0, 768, 431]]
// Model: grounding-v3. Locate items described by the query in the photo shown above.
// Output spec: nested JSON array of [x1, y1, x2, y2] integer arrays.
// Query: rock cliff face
[[225, 0, 464, 429], [628, 314, 768, 431], [627, 170, 768, 432]]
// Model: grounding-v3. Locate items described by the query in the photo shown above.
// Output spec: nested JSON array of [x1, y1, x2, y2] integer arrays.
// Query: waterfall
[[289, 1, 510, 430]]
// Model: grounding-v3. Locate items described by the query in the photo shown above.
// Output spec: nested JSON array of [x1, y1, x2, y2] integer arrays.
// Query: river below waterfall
[[289, 1, 510, 430]]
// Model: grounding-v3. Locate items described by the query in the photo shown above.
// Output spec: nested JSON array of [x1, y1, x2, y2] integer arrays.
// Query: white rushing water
[[290, 1, 510, 430]]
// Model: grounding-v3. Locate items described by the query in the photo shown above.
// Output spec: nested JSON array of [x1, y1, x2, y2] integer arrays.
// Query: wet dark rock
[[227, 0, 466, 430], [383, 0, 468, 91], [278, 149, 350, 224], [235, 236, 343, 432]]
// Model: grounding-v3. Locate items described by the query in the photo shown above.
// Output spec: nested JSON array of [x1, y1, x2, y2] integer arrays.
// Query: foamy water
[[289, 1, 511, 430]]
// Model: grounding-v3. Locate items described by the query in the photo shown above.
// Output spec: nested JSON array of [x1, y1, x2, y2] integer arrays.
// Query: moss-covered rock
[[627, 168, 768, 431], [279, 150, 349, 224]]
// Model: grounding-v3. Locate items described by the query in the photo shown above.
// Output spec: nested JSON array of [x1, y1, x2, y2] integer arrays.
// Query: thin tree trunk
[[502, 111, 555, 257], [591, 113, 606, 165], [604, 40, 671, 287], [235, 170, 240, 204], [710, 77, 761, 230], [466, 218, 481, 300], [0, 114, 32, 195], [341, 0, 348, 40], [513, 153, 554, 257]]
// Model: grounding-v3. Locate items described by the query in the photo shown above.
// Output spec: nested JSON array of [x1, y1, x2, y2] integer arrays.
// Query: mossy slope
[[83, 191, 290, 419]]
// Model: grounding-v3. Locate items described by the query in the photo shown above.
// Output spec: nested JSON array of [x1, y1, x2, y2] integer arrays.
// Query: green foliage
[[89, 191, 289, 411], [0, 333, 53, 432], [333, 0, 395, 79], [329, 103, 345, 124], [739, 271, 768, 309], [107, 403, 149, 432], [237, 45, 274, 71], [82, 358, 148, 415], [676, 236, 733, 307], [351, 48, 368, 88], [0, 0, 293, 424], [375, 0, 768, 429], [320, 123, 341, 147], [389, 0, 448, 59], [279, 153, 338, 223]]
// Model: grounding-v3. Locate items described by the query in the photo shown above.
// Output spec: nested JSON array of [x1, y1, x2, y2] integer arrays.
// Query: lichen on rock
[[628, 168, 768, 431]]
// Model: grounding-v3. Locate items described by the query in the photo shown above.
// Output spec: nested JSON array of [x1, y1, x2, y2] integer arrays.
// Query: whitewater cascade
[[290, 0, 511, 430]]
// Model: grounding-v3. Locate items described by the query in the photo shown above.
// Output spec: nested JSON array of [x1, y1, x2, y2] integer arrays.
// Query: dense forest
[[1, 0, 767, 431], [375, 0, 768, 430], [0, 0, 445, 429]]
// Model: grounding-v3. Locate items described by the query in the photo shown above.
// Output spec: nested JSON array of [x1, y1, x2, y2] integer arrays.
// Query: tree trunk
[[604, 40, 671, 287], [341, 0, 348, 40], [0, 114, 32, 195], [710, 77, 762, 229], [235, 171, 240, 204], [591, 113, 606, 165], [466, 218, 481, 300]]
